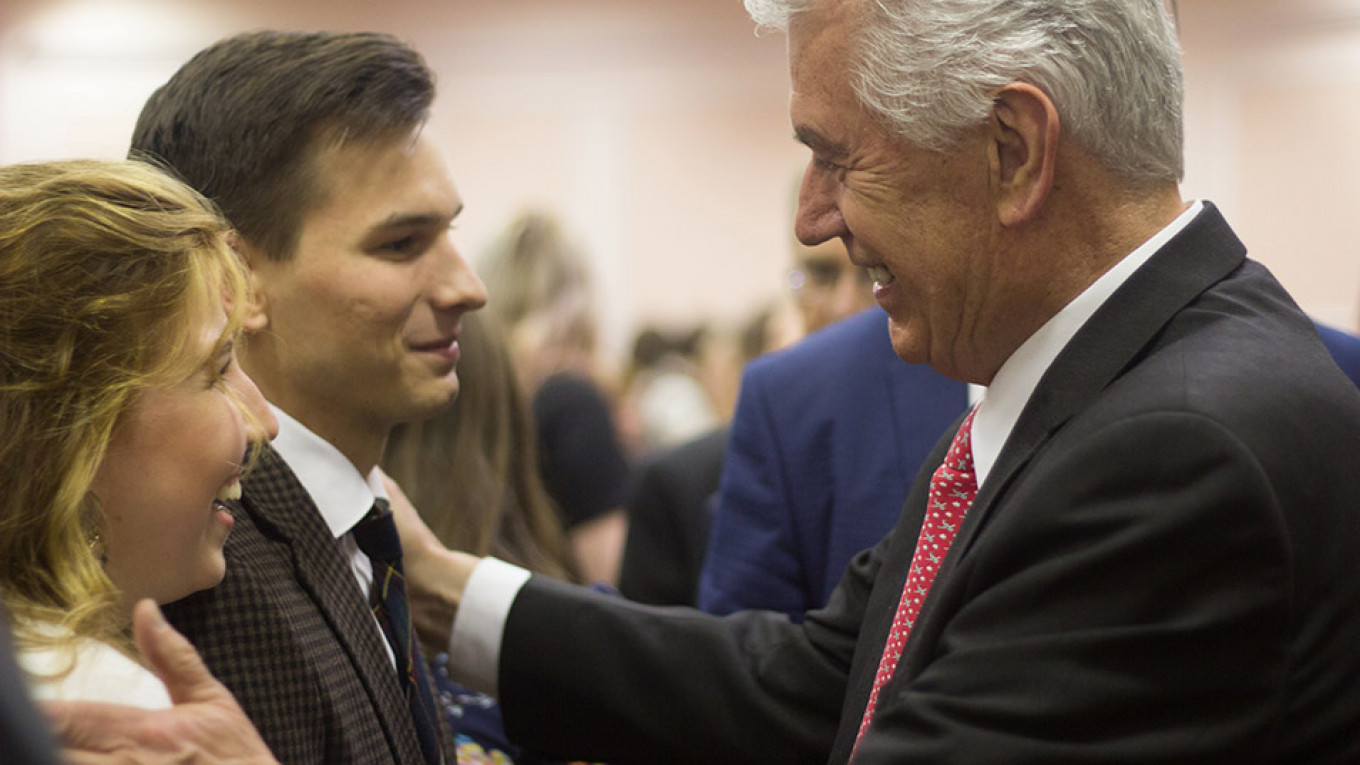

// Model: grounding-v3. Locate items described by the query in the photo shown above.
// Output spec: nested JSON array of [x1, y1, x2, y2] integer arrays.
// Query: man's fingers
[[130, 599, 223, 706]]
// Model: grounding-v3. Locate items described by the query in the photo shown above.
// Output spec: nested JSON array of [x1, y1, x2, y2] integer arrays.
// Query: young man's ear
[[227, 233, 270, 332], [989, 82, 1059, 226]]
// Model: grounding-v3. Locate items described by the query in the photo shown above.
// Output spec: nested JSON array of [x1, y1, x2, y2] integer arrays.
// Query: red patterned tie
[[852, 408, 978, 757]]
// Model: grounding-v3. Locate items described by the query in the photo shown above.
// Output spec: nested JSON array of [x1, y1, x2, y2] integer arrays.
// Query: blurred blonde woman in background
[[478, 211, 630, 586], [384, 309, 577, 764], [0, 159, 277, 707], [384, 309, 577, 580]]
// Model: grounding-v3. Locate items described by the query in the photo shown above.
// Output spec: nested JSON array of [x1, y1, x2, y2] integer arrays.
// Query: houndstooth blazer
[[162, 444, 451, 764]]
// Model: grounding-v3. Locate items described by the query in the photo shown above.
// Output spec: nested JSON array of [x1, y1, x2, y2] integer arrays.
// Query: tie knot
[[945, 408, 977, 474], [352, 498, 403, 563]]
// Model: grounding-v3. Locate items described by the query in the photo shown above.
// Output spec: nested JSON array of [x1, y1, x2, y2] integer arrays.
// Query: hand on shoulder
[[380, 469, 482, 649], [46, 600, 279, 765]]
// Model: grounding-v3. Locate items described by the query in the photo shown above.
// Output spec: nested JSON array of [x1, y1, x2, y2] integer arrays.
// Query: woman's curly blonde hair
[[0, 159, 251, 659]]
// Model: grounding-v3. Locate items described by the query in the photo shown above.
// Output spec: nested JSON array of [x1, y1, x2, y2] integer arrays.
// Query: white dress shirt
[[970, 200, 1201, 487], [449, 199, 1204, 697]]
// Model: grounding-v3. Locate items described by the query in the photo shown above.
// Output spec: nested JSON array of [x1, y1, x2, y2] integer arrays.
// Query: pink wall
[[1180, 0, 1360, 330], [3, 0, 1358, 361]]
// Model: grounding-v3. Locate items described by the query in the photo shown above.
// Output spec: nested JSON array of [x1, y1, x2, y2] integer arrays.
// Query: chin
[[180, 577, 225, 603], [391, 399, 452, 433], [409, 379, 459, 416], [191, 556, 228, 595], [887, 321, 927, 365]]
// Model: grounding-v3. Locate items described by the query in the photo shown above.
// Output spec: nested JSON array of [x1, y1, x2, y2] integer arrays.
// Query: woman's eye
[[208, 359, 232, 390]]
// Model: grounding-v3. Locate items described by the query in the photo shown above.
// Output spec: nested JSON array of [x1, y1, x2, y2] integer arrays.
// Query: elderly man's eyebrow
[[794, 126, 849, 160]]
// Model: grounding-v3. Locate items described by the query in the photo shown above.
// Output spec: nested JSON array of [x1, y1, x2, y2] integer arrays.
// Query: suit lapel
[[244, 446, 426, 764], [951, 203, 1246, 561]]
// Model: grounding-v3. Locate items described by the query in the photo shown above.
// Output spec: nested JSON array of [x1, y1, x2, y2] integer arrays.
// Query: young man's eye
[[382, 235, 418, 254]]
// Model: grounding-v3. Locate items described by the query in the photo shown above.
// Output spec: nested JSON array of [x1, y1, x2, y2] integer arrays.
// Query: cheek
[[338, 290, 418, 348]]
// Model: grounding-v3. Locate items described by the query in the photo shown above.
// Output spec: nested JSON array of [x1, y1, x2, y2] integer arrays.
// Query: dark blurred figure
[[1, 614, 59, 765], [616, 305, 789, 607]]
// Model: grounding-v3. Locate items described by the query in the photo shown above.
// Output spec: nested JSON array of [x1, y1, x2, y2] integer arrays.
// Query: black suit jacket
[[495, 205, 1360, 765], [163, 445, 447, 764]]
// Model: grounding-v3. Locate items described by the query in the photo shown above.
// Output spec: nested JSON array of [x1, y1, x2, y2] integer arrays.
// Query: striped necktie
[[352, 498, 443, 765]]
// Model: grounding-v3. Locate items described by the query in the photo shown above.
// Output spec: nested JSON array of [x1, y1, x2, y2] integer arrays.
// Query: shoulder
[[1314, 321, 1360, 387], [746, 308, 891, 384], [640, 427, 728, 485]]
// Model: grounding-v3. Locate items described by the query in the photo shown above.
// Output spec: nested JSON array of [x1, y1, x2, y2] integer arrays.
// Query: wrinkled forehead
[[786, 0, 865, 125], [787, 0, 858, 73]]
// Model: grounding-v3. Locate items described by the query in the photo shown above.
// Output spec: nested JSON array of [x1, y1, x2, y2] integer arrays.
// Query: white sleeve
[[446, 556, 531, 697]]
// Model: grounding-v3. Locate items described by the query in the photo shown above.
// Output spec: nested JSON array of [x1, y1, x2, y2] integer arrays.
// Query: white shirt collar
[[970, 200, 1204, 489], [267, 404, 388, 539]]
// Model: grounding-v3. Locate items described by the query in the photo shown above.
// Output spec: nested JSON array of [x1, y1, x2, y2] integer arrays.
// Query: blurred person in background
[[787, 235, 876, 334], [479, 211, 631, 587], [384, 308, 579, 763], [618, 301, 797, 606], [618, 186, 884, 608], [618, 324, 722, 457]]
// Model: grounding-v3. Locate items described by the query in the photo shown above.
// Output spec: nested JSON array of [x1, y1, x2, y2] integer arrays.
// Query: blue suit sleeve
[[698, 364, 812, 618]]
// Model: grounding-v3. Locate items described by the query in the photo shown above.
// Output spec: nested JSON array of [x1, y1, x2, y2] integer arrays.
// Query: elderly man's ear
[[989, 82, 1059, 226]]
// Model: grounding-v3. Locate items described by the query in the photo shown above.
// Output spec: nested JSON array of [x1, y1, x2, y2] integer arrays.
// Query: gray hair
[[746, 0, 1184, 185]]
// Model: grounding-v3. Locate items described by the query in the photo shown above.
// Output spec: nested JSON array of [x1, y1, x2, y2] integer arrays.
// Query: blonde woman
[[0, 159, 276, 707], [478, 212, 631, 586], [384, 310, 577, 583], [385, 309, 578, 764]]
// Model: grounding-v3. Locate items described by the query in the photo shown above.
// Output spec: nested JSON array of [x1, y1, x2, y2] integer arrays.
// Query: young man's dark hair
[[131, 31, 434, 261]]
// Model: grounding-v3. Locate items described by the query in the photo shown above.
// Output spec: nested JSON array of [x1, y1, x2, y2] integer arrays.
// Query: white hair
[[746, 0, 1184, 185]]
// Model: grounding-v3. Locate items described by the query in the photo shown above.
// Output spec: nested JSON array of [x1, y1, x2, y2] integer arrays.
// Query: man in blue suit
[[620, 223, 902, 607], [698, 307, 968, 617], [1316, 320, 1360, 385]]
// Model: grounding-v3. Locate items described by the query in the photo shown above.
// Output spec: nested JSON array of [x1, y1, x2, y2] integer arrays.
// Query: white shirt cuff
[[447, 557, 531, 697]]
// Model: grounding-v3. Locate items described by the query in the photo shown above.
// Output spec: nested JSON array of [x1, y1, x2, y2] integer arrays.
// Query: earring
[[88, 532, 107, 566]]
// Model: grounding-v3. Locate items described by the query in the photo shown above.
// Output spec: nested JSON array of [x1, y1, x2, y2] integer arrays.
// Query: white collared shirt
[[269, 405, 396, 667], [448, 200, 1205, 697], [970, 200, 1201, 486]]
